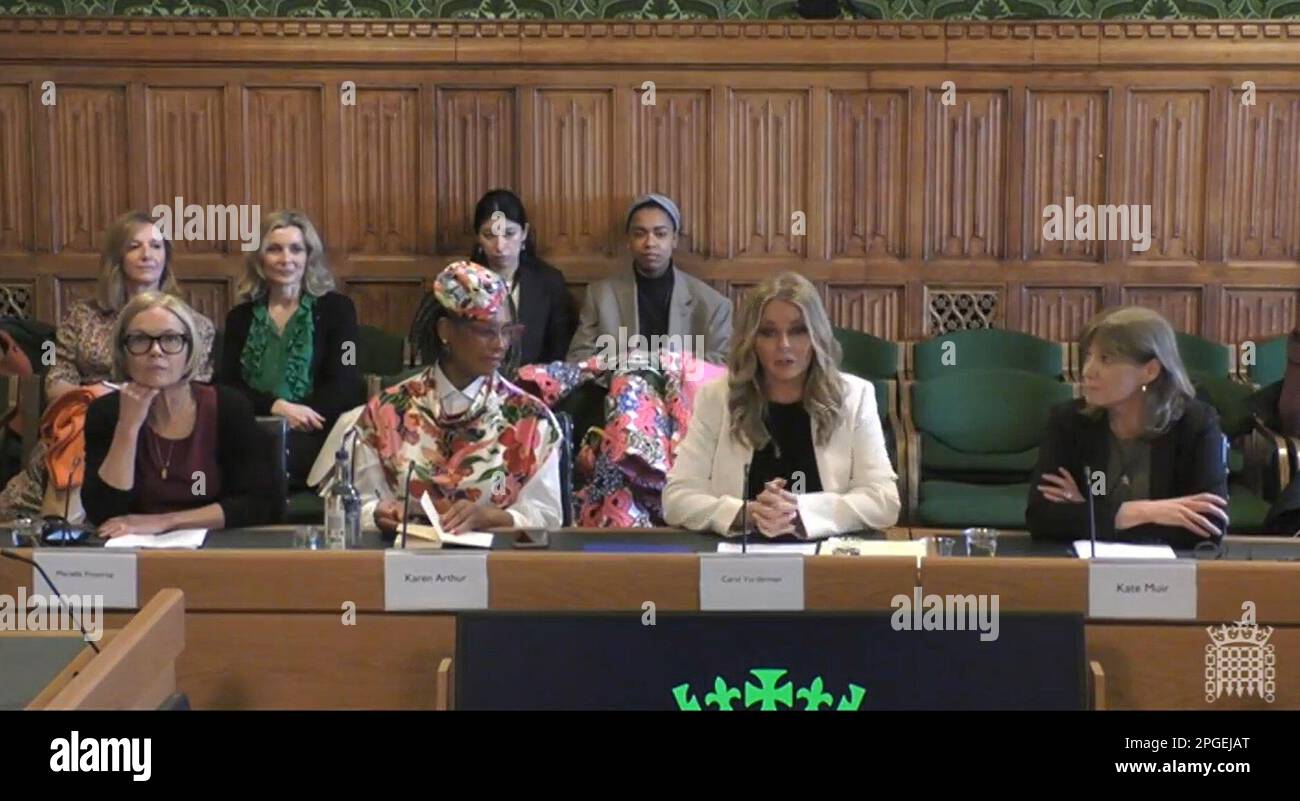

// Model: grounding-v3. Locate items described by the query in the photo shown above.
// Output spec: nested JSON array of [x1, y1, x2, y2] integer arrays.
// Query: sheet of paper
[[439, 531, 495, 549], [716, 542, 819, 555], [418, 492, 494, 549], [104, 528, 208, 550], [1072, 541, 1176, 560]]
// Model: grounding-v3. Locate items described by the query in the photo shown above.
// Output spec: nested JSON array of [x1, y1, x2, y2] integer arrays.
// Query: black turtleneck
[[634, 263, 675, 340]]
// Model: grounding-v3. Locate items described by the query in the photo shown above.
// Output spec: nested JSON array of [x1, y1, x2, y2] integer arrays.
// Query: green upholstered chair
[[1175, 331, 1234, 381], [833, 327, 904, 381], [910, 329, 1069, 382], [905, 368, 1075, 528], [1243, 334, 1286, 388]]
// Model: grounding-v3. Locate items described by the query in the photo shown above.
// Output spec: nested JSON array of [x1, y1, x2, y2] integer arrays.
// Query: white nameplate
[[384, 551, 489, 611], [699, 555, 804, 611], [32, 551, 138, 609], [1088, 560, 1197, 620]]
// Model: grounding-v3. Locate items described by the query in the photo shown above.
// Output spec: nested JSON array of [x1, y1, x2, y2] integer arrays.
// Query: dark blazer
[[1026, 398, 1229, 549], [82, 385, 275, 527], [513, 259, 575, 366], [220, 291, 364, 426]]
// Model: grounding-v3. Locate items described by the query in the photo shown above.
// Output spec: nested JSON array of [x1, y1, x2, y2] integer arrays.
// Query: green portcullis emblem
[[672, 668, 865, 711]]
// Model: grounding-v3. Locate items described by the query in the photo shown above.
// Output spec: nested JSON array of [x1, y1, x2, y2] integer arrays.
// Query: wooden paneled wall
[[0, 19, 1298, 342]]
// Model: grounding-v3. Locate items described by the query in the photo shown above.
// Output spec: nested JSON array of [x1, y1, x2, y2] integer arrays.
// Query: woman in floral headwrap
[[352, 261, 563, 534]]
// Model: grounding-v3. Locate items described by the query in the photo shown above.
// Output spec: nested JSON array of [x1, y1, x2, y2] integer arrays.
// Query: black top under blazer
[[1026, 398, 1229, 550]]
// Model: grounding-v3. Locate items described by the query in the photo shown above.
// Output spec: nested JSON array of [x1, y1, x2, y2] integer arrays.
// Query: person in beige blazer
[[566, 193, 732, 365], [664, 272, 900, 538]]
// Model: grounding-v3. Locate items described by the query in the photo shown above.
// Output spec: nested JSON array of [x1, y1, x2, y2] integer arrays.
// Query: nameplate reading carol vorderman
[[699, 555, 805, 611], [383, 551, 489, 611]]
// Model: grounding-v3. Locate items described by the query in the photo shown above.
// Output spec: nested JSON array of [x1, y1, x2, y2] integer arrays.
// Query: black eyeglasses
[[123, 332, 191, 356]]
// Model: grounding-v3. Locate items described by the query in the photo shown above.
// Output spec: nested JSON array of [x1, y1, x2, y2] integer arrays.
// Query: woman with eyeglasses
[[351, 261, 563, 535], [82, 292, 275, 537], [221, 210, 364, 488], [0, 211, 217, 521]]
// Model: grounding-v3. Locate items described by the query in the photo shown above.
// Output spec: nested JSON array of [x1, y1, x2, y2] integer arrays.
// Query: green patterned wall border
[[3, 0, 1299, 20]]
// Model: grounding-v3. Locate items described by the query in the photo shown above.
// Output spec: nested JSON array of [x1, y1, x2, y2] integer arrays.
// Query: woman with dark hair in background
[[470, 189, 573, 366]]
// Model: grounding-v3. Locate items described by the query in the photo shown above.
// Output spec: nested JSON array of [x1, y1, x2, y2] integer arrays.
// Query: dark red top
[[135, 384, 223, 514]]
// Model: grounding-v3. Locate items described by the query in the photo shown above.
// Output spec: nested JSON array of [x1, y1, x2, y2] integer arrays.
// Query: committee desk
[[2, 528, 1297, 710]]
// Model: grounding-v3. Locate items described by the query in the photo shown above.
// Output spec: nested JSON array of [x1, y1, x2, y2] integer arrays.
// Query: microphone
[[63, 456, 78, 521], [42, 456, 92, 545], [1, 548, 101, 653], [400, 460, 416, 550], [741, 462, 752, 554], [1085, 464, 1096, 559]]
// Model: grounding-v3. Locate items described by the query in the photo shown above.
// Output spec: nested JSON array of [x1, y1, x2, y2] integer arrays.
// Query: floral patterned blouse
[[352, 365, 564, 530], [45, 298, 217, 393], [516, 351, 725, 527]]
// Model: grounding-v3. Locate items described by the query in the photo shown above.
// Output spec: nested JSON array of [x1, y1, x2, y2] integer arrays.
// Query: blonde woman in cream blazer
[[664, 272, 900, 539]]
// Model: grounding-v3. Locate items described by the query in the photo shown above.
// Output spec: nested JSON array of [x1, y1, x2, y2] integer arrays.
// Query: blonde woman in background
[[220, 210, 363, 488]]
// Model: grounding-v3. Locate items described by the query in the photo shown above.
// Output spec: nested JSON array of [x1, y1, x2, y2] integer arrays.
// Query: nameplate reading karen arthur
[[383, 551, 489, 611]]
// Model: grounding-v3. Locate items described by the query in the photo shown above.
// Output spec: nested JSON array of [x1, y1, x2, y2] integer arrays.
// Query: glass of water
[[963, 527, 999, 557], [296, 526, 324, 550], [930, 535, 959, 556]]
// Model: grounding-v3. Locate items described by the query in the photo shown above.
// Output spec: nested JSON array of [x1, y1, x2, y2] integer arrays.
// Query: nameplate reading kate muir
[[1088, 560, 1197, 620], [31, 551, 138, 609], [383, 551, 489, 611], [699, 555, 805, 611]]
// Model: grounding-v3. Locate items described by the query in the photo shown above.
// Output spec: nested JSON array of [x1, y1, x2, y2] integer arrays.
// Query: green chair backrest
[[913, 329, 1066, 381], [871, 378, 898, 470], [1245, 334, 1286, 387], [1192, 373, 1257, 439], [357, 325, 406, 378], [1175, 332, 1233, 380], [834, 327, 900, 381], [911, 369, 1075, 475]]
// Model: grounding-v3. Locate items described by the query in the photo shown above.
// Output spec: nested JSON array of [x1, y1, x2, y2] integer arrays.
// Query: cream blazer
[[663, 372, 900, 537]]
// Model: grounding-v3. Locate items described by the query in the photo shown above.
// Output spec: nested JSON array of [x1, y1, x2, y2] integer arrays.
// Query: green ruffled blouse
[[240, 293, 317, 403]]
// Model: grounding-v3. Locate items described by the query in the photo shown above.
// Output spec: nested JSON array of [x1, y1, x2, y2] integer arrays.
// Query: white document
[[418, 492, 495, 549], [384, 550, 489, 610], [1073, 540, 1176, 560], [716, 542, 819, 555], [32, 551, 138, 609], [104, 528, 208, 550], [699, 555, 805, 611]]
